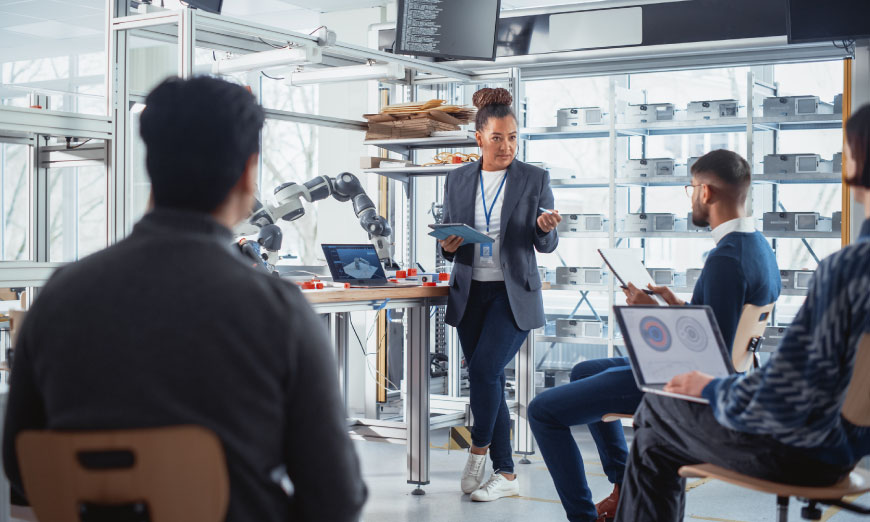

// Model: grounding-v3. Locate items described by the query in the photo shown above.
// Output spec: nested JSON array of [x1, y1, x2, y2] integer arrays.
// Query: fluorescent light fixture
[[212, 46, 322, 75], [288, 63, 406, 86]]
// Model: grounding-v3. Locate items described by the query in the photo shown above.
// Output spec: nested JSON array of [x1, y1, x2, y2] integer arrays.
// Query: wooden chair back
[[843, 334, 870, 427], [731, 303, 775, 373], [17, 425, 229, 522]]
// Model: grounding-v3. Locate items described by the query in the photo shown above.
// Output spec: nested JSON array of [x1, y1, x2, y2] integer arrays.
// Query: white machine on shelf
[[762, 95, 833, 117], [646, 268, 675, 286], [760, 326, 789, 352], [558, 214, 606, 233], [624, 213, 676, 232], [762, 212, 821, 232], [556, 267, 606, 285], [621, 158, 677, 178], [557, 107, 607, 126], [763, 154, 832, 174], [625, 103, 675, 123], [556, 319, 604, 339], [780, 270, 814, 291], [686, 99, 739, 120]]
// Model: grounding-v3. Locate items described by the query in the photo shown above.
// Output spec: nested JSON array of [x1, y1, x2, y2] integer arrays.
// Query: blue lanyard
[[480, 171, 508, 234]]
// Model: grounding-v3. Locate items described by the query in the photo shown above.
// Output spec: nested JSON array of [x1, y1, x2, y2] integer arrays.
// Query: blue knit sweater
[[691, 231, 781, 349], [702, 220, 870, 468]]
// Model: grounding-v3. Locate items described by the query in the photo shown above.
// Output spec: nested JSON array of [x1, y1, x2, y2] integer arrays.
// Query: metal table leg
[[515, 329, 536, 464], [326, 312, 350, 409], [406, 303, 430, 494]]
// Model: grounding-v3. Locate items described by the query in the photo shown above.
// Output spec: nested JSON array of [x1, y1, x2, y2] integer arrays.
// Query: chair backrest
[[843, 335, 870, 427], [17, 425, 229, 522], [731, 303, 775, 373]]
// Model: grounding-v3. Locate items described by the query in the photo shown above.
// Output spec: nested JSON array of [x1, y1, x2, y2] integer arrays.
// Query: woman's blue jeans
[[456, 281, 529, 474], [528, 357, 643, 521]]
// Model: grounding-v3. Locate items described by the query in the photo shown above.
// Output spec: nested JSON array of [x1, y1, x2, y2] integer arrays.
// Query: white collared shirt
[[711, 217, 756, 245], [472, 169, 507, 281]]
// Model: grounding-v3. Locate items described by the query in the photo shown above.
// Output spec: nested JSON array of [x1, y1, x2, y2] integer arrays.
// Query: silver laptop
[[613, 305, 736, 404]]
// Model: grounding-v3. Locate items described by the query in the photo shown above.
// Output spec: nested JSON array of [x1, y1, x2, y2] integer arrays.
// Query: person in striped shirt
[[614, 104, 870, 521]]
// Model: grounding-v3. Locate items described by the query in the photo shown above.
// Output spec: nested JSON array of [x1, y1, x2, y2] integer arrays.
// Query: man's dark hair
[[140, 76, 265, 212], [690, 149, 752, 201], [845, 104, 870, 188]]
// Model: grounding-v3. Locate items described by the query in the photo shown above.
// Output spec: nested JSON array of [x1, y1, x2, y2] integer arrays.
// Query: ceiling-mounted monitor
[[787, 0, 870, 43], [185, 0, 223, 15], [395, 0, 501, 61]]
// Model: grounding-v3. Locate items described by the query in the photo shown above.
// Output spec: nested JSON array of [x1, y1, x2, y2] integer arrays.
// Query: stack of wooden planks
[[364, 99, 475, 140]]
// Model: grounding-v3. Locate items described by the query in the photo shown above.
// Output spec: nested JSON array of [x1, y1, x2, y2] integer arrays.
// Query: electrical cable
[[260, 71, 285, 80], [308, 25, 327, 36], [67, 138, 92, 150], [258, 36, 285, 49], [350, 317, 401, 391]]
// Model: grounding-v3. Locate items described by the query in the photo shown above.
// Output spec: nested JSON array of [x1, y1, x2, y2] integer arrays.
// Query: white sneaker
[[470, 473, 520, 502], [461, 452, 487, 494]]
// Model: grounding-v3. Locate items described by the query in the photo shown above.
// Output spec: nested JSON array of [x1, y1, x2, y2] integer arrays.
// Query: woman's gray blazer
[[441, 158, 558, 331]]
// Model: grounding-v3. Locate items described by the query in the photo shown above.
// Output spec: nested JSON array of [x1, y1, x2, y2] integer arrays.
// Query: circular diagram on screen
[[676, 317, 708, 352], [640, 316, 672, 352]]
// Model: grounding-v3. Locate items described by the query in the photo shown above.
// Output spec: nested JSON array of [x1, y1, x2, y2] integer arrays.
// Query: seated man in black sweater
[[2, 76, 367, 522]]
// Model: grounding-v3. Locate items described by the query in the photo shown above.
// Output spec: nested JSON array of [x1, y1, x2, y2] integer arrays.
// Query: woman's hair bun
[[472, 88, 513, 110]]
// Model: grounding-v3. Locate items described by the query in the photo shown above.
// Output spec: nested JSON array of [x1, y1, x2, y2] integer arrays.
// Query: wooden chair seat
[[679, 463, 870, 499], [601, 413, 634, 423]]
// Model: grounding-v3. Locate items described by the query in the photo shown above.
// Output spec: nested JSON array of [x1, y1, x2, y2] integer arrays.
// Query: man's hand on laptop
[[439, 235, 464, 253], [664, 370, 714, 398]]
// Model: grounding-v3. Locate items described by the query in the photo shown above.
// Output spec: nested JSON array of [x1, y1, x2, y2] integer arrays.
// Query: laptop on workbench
[[321, 244, 416, 288]]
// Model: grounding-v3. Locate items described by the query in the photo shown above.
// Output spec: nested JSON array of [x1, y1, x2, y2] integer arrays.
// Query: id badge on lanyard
[[479, 172, 507, 267]]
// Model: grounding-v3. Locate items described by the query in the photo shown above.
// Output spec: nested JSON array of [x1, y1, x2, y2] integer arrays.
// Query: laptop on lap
[[613, 305, 736, 404]]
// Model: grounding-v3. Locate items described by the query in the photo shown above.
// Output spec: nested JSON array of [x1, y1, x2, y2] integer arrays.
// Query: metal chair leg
[[777, 496, 790, 522]]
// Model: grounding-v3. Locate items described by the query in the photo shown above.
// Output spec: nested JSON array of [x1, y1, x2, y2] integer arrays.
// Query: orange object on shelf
[[407, 268, 418, 276], [396, 270, 407, 278], [438, 273, 450, 281]]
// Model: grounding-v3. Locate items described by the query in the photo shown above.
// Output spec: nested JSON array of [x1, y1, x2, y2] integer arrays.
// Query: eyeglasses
[[684, 183, 703, 198]]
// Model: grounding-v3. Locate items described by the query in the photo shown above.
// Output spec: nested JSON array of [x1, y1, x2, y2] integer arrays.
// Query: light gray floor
[[358, 426, 870, 522]]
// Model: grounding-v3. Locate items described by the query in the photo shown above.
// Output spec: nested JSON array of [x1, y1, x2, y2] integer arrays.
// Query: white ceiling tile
[[0, 12, 40, 28], [0, 0, 100, 20], [67, 13, 106, 30], [6, 20, 101, 39]]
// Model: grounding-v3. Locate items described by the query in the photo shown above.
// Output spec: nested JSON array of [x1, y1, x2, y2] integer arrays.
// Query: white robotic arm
[[235, 172, 395, 268]]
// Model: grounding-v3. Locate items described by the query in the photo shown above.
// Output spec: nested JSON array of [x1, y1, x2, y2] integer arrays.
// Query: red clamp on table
[[389, 278, 398, 283], [423, 282, 437, 287], [301, 282, 316, 290]]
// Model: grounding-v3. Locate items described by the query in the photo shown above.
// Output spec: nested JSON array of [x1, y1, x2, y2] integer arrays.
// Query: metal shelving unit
[[363, 135, 477, 157], [520, 69, 845, 364]]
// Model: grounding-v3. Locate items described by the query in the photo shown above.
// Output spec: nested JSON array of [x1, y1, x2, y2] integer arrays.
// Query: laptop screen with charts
[[613, 305, 736, 404]]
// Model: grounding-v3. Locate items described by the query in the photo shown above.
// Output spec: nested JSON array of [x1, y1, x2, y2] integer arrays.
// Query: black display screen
[[186, 0, 223, 14], [787, 0, 870, 43], [395, 0, 501, 61]]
